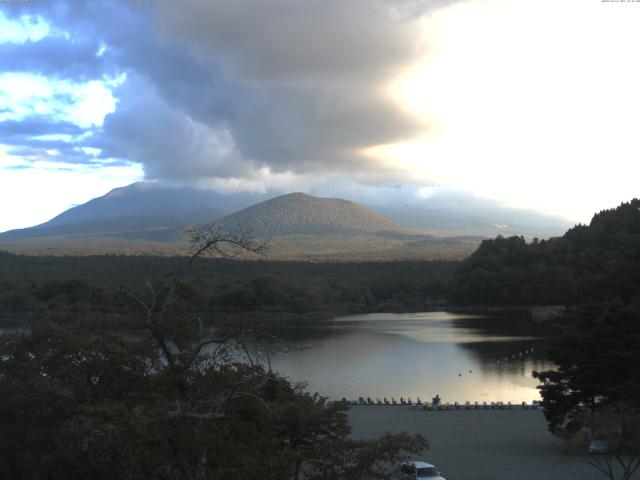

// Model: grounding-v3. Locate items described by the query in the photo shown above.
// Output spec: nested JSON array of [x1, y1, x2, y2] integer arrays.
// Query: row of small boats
[[342, 397, 541, 410]]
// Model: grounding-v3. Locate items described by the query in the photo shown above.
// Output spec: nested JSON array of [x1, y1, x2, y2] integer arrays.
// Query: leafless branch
[[192, 327, 243, 356], [117, 224, 267, 367], [186, 224, 266, 264]]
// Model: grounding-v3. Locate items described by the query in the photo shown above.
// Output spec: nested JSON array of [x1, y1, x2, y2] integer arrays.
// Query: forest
[[0, 252, 456, 328], [448, 199, 640, 306]]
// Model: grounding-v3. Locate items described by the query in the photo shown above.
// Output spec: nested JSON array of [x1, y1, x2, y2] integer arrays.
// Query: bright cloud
[[0, 73, 122, 127], [0, 149, 143, 232], [382, 0, 640, 221], [0, 11, 50, 44]]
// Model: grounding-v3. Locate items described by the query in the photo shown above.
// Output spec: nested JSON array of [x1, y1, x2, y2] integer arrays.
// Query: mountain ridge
[[38, 183, 265, 229], [0, 182, 572, 259], [210, 192, 404, 236]]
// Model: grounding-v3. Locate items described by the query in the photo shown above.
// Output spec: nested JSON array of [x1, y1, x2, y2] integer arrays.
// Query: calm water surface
[[268, 312, 551, 404], [0, 311, 551, 404]]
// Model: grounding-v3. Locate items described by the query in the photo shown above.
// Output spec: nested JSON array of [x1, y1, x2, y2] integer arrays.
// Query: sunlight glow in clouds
[[380, 0, 640, 221]]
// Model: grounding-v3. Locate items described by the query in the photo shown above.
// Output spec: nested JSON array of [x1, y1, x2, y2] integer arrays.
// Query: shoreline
[[0, 304, 564, 330]]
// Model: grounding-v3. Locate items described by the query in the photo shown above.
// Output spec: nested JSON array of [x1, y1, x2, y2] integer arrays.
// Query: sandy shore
[[348, 406, 602, 480]]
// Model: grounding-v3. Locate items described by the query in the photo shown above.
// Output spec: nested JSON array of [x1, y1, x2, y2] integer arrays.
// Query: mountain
[[0, 186, 481, 260], [0, 212, 224, 243], [0, 182, 569, 259], [0, 181, 570, 241], [211, 192, 403, 236], [38, 182, 268, 229], [372, 194, 571, 238], [0, 182, 268, 242], [374, 206, 569, 238]]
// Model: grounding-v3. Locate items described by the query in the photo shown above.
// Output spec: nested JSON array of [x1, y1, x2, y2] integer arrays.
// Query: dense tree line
[[533, 301, 640, 433], [448, 199, 640, 306], [0, 254, 455, 325]]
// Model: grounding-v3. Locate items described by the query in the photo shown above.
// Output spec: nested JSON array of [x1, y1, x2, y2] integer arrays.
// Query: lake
[[0, 311, 552, 404], [266, 311, 552, 404]]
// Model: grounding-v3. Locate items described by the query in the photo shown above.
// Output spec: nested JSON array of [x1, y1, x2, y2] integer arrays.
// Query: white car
[[588, 440, 608, 454], [399, 461, 447, 480]]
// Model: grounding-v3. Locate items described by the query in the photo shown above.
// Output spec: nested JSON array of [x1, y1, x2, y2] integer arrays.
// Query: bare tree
[[118, 225, 271, 420], [580, 407, 640, 480], [119, 224, 265, 366]]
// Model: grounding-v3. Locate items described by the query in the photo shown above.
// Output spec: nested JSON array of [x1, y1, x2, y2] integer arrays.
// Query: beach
[[349, 406, 603, 480]]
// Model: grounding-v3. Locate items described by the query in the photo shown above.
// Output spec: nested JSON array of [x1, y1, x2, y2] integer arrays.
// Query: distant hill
[[211, 192, 403, 236], [0, 181, 570, 240], [0, 209, 227, 242], [0, 181, 568, 260], [448, 199, 640, 305], [0, 182, 268, 242], [373, 200, 571, 238], [0, 187, 482, 260], [34, 182, 271, 228]]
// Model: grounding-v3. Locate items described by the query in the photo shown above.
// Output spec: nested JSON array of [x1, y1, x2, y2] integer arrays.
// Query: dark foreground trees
[[533, 302, 640, 480], [0, 226, 426, 479], [581, 408, 640, 480], [448, 198, 640, 306], [0, 321, 425, 480], [533, 302, 640, 434]]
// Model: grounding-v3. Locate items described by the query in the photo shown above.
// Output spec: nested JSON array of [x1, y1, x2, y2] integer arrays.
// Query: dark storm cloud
[[150, 0, 435, 174], [93, 74, 253, 181], [154, 0, 457, 84], [4, 0, 451, 184]]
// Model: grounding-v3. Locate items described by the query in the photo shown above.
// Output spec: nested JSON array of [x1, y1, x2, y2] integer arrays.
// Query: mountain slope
[[0, 181, 570, 241], [0, 210, 228, 242], [373, 199, 571, 238], [0, 182, 570, 259], [0, 182, 266, 241], [38, 182, 267, 229], [211, 192, 404, 236]]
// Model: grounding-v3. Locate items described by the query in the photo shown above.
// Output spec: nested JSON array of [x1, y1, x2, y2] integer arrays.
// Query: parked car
[[588, 439, 608, 454], [399, 461, 447, 479]]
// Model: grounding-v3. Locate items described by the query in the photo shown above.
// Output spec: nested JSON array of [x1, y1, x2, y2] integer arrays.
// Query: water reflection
[[269, 312, 552, 403], [0, 312, 552, 403]]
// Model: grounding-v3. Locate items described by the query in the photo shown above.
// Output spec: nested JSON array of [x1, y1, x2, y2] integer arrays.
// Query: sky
[[1, 0, 639, 232]]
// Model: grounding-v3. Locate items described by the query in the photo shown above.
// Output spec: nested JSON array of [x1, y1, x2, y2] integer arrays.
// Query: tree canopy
[[533, 302, 640, 434], [0, 317, 427, 480], [448, 199, 640, 306]]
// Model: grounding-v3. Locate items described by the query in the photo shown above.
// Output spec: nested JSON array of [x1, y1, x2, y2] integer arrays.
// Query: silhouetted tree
[[533, 302, 640, 434], [580, 407, 640, 480]]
